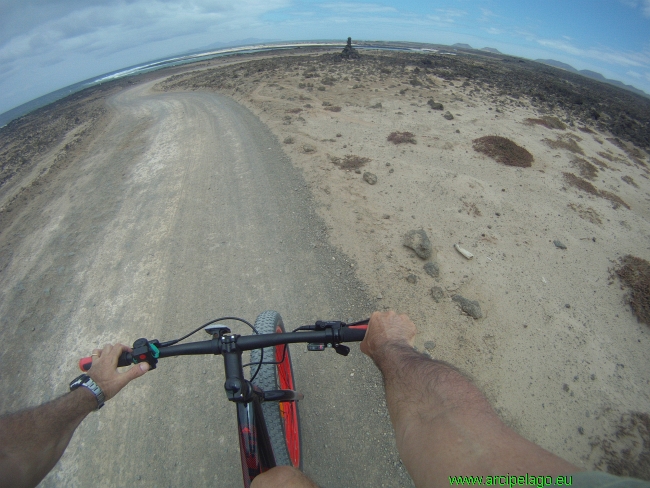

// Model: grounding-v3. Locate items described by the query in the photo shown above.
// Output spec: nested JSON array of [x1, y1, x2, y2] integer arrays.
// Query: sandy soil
[[156, 48, 650, 477], [1, 46, 649, 484]]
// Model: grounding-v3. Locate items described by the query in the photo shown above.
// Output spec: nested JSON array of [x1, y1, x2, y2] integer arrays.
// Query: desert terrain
[[1, 45, 649, 485]]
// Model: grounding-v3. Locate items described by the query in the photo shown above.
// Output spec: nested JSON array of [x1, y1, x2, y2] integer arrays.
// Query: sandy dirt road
[[0, 82, 412, 486]]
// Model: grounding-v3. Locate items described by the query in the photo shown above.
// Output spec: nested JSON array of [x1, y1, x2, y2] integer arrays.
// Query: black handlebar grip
[[339, 325, 367, 342], [78, 351, 134, 372]]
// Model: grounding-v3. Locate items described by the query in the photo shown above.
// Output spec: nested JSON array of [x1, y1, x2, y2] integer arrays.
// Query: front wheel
[[250, 311, 302, 469]]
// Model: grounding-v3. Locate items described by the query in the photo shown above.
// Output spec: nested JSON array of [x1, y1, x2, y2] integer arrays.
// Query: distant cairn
[[341, 37, 360, 59]]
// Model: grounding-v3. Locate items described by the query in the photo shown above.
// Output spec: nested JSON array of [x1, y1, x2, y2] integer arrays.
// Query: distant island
[[536, 59, 648, 98], [450, 43, 646, 98]]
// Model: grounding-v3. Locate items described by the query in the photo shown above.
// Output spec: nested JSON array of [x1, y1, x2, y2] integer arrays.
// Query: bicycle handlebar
[[79, 322, 368, 371]]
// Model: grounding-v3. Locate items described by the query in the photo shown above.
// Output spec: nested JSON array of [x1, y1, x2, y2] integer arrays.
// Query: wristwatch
[[69, 374, 105, 409]]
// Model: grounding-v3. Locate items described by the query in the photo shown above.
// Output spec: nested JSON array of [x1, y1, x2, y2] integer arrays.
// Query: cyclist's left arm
[[0, 344, 149, 488]]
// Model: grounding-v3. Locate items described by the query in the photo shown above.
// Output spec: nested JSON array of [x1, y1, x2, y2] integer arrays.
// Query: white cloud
[[627, 70, 642, 77], [319, 2, 397, 14], [619, 0, 650, 17], [0, 0, 291, 65], [535, 37, 650, 68], [486, 27, 502, 35], [426, 9, 466, 24]]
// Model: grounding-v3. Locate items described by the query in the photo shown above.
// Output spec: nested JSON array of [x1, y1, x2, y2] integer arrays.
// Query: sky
[[1, 0, 649, 115]]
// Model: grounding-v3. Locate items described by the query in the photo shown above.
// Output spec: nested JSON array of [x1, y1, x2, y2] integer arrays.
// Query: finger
[[91, 348, 102, 357], [122, 362, 150, 384], [116, 343, 133, 353]]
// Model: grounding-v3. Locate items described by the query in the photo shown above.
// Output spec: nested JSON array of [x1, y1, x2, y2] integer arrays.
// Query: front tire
[[250, 311, 302, 468]]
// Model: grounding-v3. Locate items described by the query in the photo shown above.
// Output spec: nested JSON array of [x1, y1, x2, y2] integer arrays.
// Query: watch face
[[70, 374, 89, 389]]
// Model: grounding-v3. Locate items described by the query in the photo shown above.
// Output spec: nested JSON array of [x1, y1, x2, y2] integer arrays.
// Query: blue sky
[[1, 0, 649, 115]]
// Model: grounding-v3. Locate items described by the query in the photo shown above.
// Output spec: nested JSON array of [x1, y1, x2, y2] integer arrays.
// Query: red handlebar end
[[79, 357, 93, 372]]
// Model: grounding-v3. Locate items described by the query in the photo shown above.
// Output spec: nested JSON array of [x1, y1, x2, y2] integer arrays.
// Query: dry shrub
[[563, 172, 630, 209], [324, 106, 342, 112], [607, 138, 648, 166], [590, 157, 611, 170], [524, 116, 566, 130], [622, 175, 639, 188], [598, 151, 615, 162], [388, 131, 417, 145], [615, 256, 650, 326], [472, 136, 533, 167], [330, 154, 371, 169], [544, 137, 584, 155], [286, 108, 303, 114], [600, 189, 631, 209], [571, 157, 598, 180], [567, 203, 602, 225], [607, 137, 627, 151]]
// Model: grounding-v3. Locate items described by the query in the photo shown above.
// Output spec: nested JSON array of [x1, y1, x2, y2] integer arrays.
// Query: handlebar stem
[[222, 333, 254, 403]]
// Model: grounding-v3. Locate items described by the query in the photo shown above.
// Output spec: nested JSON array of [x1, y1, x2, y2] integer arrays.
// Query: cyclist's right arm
[[360, 311, 581, 488]]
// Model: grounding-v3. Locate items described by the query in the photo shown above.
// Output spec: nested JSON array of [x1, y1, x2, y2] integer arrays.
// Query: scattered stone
[[283, 136, 294, 144], [431, 287, 445, 302], [423, 262, 440, 278], [553, 240, 567, 250], [355, 169, 361, 174], [427, 99, 444, 110], [406, 274, 418, 284], [452, 295, 483, 319], [336, 133, 342, 137], [578, 427, 585, 435], [382, 214, 390, 219], [403, 229, 433, 260], [424, 341, 436, 351], [590, 374, 596, 380], [363, 172, 378, 185], [369, 102, 383, 109], [443, 111, 454, 120], [565, 303, 571, 308], [563, 383, 570, 392], [303, 144, 316, 153]]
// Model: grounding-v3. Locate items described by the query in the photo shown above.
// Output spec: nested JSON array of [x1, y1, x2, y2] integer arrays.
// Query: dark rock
[[424, 262, 440, 278], [406, 274, 418, 284], [369, 102, 382, 109], [427, 99, 444, 110], [452, 295, 483, 319], [553, 240, 567, 249], [403, 229, 433, 259], [424, 341, 436, 350], [443, 111, 454, 120], [363, 172, 378, 185], [303, 144, 316, 153], [431, 286, 444, 302]]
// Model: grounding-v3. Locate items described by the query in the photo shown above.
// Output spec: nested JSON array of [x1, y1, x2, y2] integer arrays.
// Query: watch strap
[[70, 374, 105, 409]]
